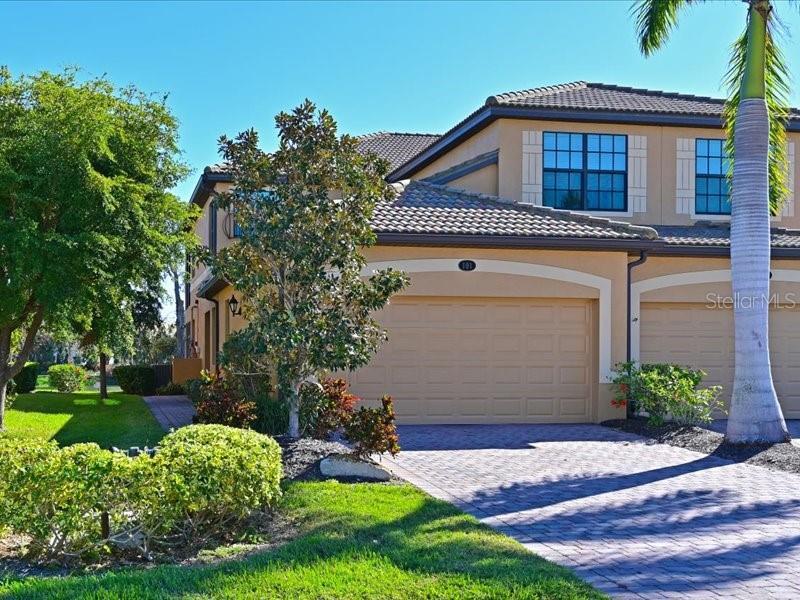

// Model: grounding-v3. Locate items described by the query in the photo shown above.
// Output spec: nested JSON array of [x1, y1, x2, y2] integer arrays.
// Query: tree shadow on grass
[[0, 483, 603, 600], [8, 392, 163, 449]]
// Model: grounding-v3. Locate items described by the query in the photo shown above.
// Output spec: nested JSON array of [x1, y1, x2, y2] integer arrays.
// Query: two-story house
[[187, 81, 800, 425]]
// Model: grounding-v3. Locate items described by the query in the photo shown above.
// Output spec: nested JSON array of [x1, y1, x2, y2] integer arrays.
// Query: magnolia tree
[[212, 101, 408, 437], [0, 68, 193, 424]]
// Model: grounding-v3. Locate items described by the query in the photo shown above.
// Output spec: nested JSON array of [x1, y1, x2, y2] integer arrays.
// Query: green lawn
[[5, 390, 165, 448], [0, 481, 601, 599]]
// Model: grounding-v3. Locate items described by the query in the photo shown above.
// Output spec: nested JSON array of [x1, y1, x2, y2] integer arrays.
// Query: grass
[[0, 481, 602, 599], [5, 390, 165, 448]]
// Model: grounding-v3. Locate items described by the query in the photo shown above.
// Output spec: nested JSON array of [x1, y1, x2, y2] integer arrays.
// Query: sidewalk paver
[[382, 424, 800, 599], [143, 395, 194, 431]]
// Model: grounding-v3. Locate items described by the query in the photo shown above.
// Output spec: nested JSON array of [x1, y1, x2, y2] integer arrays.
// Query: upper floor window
[[695, 138, 731, 215], [542, 132, 627, 212]]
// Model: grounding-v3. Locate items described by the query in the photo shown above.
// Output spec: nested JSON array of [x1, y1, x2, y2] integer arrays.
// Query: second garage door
[[640, 303, 800, 418], [348, 296, 596, 424]]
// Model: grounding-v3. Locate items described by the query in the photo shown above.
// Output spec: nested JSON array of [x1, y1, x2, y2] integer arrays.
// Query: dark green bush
[[185, 377, 206, 405], [113, 365, 156, 395], [47, 364, 89, 393], [611, 361, 723, 426], [13, 362, 38, 394], [155, 381, 186, 396], [254, 392, 290, 436]]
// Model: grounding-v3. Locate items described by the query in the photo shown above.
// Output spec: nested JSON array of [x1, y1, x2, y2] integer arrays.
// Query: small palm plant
[[633, 0, 792, 442]]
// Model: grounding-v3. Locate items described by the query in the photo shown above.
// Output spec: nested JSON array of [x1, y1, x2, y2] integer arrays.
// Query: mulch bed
[[603, 417, 800, 475], [276, 436, 352, 480]]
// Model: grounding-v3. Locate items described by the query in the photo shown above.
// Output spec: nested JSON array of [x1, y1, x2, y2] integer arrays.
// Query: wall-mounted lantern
[[228, 294, 243, 316]]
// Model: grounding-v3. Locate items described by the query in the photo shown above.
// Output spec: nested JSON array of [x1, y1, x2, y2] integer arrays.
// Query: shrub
[[48, 364, 89, 393], [113, 365, 156, 395], [344, 395, 400, 459], [611, 361, 724, 426], [300, 378, 359, 439], [185, 377, 206, 405], [254, 392, 290, 436], [13, 362, 38, 394], [0, 438, 125, 558], [138, 425, 282, 540], [0, 425, 282, 561], [194, 371, 256, 429], [155, 381, 185, 396]]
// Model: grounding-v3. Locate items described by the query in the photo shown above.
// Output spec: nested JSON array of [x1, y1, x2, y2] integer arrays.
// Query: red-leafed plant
[[300, 377, 359, 440], [344, 395, 400, 459], [195, 371, 256, 429]]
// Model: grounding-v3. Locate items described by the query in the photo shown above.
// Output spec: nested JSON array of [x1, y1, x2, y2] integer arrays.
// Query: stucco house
[[186, 81, 800, 425]]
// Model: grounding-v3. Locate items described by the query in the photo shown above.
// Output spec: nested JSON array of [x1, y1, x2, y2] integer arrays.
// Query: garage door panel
[[641, 303, 800, 417], [348, 297, 595, 424]]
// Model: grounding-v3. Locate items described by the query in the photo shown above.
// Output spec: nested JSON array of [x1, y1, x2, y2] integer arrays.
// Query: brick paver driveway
[[383, 424, 800, 599]]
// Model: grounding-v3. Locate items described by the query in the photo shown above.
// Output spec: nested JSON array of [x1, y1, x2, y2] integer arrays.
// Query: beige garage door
[[640, 303, 800, 418], [348, 297, 596, 424]]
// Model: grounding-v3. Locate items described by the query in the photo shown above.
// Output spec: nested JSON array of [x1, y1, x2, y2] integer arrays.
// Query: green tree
[[0, 68, 191, 427], [633, 0, 792, 442], [211, 101, 408, 437]]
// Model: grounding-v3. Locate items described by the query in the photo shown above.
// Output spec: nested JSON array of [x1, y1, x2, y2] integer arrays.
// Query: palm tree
[[633, 0, 792, 443]]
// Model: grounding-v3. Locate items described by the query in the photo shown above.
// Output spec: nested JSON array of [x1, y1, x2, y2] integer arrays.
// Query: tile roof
[[486, 81, 726, 116], [357, 132, 441, 171], [655, 225, 800, 249], [486, 81, 800, 119], [200, 132, 440, 179], [373, 180, 658, 240]]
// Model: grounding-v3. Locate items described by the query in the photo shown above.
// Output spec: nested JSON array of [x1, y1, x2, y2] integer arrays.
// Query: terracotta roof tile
[[373, 180, 657, 240]]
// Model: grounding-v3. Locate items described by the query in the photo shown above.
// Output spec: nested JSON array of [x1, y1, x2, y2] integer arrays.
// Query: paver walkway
[[143, 395, 194, 431], [382, 424, 800, 599]]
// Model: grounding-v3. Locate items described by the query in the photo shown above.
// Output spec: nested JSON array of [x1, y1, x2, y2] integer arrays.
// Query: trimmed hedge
[[113, 365, 156, 396], [47, 364, 88, 393], [13, 362, 38, 394], [0, 425, 282, 560]]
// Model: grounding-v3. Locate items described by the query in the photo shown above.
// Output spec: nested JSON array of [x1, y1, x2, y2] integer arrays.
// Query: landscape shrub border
[[47, 364, 89, 393], [113, 365, 156, 396], [13, 362, 38, 394], [0, 424, 282, 562], [611, 361, 724, 426]]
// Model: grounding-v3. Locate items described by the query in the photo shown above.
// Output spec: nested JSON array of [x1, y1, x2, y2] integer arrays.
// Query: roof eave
[[375, 232, 800, 258], [188, 171, 233, 207]]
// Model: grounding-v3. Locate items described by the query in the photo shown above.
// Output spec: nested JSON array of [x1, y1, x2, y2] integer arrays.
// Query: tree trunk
[[287, 382, 302, 438], [0, 382, 6, 432], [726, 97, 789, 443], [173, 269, 186, 359], [99, 352, 108, 399]]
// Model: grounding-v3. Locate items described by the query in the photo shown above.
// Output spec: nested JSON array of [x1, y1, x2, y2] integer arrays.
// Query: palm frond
[[632, 0, 695, 56], [723, 14, 792, 214]]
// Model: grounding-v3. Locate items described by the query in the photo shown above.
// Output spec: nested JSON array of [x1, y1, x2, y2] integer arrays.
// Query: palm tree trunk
[[726, 3, 789, 442], [727, 98, 788, 443]]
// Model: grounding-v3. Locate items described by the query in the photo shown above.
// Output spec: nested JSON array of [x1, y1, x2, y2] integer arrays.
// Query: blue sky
[[4, 0, 800, 204]]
